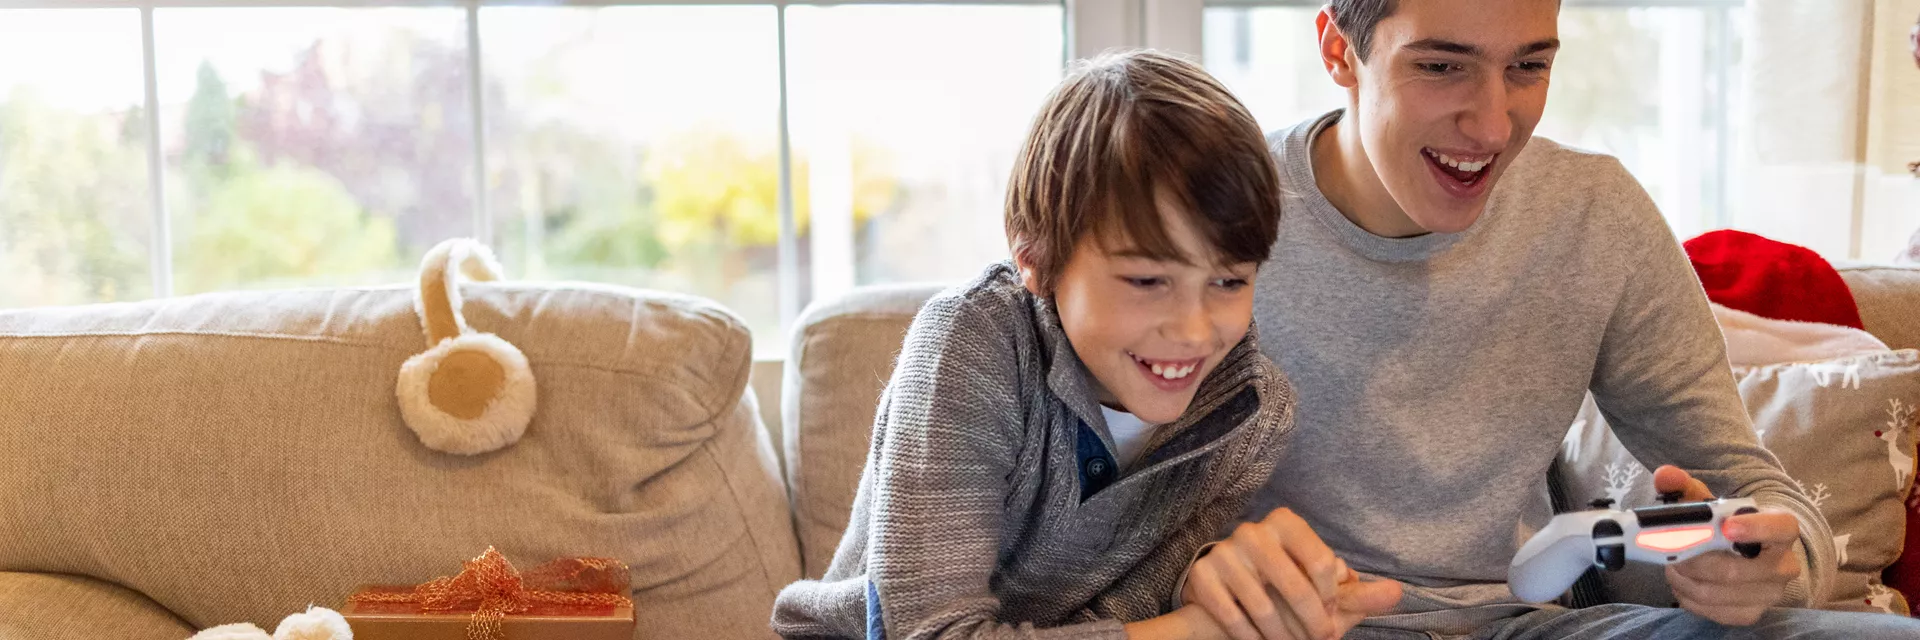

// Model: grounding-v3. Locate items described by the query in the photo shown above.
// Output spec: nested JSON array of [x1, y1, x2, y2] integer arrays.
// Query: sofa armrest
[[0, 572, 193, 640]]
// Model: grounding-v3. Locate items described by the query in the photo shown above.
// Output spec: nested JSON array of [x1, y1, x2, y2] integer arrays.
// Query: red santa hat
[[1683, 229, 1865, 331]]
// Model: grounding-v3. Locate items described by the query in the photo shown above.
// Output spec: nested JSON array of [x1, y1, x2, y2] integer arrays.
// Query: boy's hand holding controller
[[1507, 464, 1802, 627], [1649, 465, 1802, 626], [1179, 464, 1802, 639], [1178, 507, 1403, 640]]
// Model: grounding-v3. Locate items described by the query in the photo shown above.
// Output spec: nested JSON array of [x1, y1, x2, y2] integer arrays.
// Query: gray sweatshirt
[[773, 263, 1295, 639], [1244, 111, 1835, 635]]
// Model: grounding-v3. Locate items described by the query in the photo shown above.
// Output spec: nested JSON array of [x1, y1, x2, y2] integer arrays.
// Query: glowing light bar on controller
[[1636, 527, 1714, 552]]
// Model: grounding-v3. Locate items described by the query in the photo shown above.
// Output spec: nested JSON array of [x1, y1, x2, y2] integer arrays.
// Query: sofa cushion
[[0, 572, 194, 640], [0, 283, 797, 637], [1838, 264, 1920, 352], [1560, 350, 1920, 614], [781, 284, 943, 578]]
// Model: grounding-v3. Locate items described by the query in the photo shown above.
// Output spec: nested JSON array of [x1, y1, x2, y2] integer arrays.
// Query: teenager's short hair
[[1004, 49, 1282, 295], [1330, 0, 1397, 62]]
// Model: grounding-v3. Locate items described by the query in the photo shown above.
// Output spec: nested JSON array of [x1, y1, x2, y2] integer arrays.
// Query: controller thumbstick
[[1657, 490, 1684, 505], [1732, 506, 1763, 558], [1596, 544, 1628, 571]]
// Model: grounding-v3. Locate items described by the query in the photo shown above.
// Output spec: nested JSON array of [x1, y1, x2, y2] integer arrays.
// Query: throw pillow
[[1558, 349, 1920, 615]]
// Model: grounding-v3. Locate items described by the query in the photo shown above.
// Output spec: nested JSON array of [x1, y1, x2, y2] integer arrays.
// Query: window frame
[[0, 0, 1070, 343], [0, 0, 1750, 340]]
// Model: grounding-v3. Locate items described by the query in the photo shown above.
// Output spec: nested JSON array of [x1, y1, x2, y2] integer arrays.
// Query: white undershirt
[[1099, 405, 1158, 472]]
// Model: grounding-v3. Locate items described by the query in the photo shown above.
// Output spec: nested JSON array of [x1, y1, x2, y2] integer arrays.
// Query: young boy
[[770, 50, 1330, 639]]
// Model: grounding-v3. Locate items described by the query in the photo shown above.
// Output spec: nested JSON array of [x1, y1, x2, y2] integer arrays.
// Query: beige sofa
[[4, 264, 1919, 639], [0, 284, 794, 639]]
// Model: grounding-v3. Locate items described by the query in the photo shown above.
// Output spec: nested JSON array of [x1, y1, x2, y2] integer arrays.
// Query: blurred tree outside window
[[158, 8, 470, 294], [8, 2, 1752, 356], [0, 4, 1064, 358], [0, 9, 152, 307]]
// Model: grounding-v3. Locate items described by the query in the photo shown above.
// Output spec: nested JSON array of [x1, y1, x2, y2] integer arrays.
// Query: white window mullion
[[1708, 5, 1735, 230], [1071, 0, 1205, 62], [1143, 0, 1202, 58], [141, 5, 172, 299], [775, 1, 801, 338], [1067, 0, 1142, 60], [1656, 10, 1707, 238], [801, 16, 857, 310], [466, 0, 491, 246]]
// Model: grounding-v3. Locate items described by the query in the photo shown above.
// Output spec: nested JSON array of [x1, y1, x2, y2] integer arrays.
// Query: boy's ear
[[1317, 7, 1360, 89], [1010, 241, 1046, 298]]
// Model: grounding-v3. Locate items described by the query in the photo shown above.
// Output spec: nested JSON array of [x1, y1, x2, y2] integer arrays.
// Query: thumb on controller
[[1333, 576, 1403, 615], [1652, 465, 1714, 502]]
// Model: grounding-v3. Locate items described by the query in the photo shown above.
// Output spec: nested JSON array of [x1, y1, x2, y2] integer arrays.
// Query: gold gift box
[[340, 584, 635, 640]]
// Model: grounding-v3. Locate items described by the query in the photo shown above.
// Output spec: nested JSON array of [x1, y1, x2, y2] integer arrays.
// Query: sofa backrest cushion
[[0, 283, 797, 637], [781, 284, 942, 579], [1839, 264, 1920, 351], [0, 571, 194, 640]]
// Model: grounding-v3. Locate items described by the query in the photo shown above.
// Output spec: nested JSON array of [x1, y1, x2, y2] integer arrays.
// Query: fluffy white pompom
[[187, 623, 272, 640], [272, 606, 353, 640]]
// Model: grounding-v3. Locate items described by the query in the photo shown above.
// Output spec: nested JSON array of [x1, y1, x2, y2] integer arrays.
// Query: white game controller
[[1509, 495, 1763, 603]]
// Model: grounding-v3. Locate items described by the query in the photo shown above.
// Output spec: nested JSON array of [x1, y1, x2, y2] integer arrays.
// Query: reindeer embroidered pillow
[[1558, 349, 1920, 615]]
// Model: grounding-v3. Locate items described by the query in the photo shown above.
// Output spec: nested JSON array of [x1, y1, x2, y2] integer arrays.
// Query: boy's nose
[[1163, 301, 1213, 347], [1460, 76, 1514, 151]]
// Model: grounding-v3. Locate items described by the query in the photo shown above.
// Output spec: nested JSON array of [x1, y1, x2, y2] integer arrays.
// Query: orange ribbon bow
[[347, 547, 632, 640]]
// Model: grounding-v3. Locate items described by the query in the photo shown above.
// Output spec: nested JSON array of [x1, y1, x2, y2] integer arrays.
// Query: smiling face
[[1318, 0, 1561, 235], [1003, 51, 1282, 424], [1038, 196, 1259, 425]]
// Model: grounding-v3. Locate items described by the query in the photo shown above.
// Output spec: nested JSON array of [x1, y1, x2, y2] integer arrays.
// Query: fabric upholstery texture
[[1839, 264, 1920, 352], [0, 571, 194, 640], [0, 283, 797, 638]]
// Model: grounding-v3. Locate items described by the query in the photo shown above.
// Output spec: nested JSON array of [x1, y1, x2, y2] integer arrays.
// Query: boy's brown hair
[[1005, 49, 1283, 295], [1329, 0, 1397, 61]]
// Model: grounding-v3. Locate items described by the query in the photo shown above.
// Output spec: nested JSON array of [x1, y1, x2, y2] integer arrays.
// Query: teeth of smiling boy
[[1427, 149, 1490, 173], [1132, 352, 1196, 381]]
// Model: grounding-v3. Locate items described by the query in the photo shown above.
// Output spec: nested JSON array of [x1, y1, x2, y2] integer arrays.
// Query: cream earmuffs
[[188, 606, 352, 640], [395, 238, 536, 455]]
